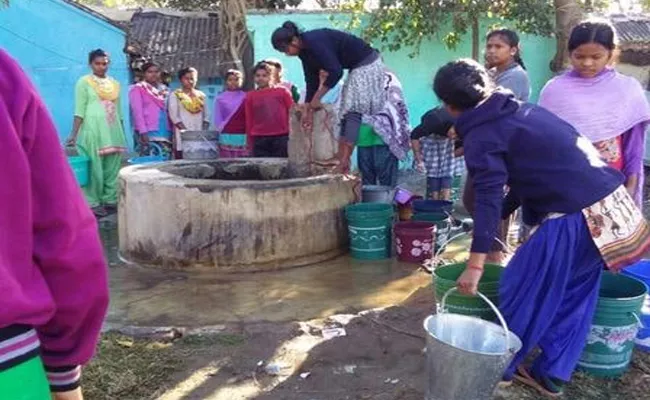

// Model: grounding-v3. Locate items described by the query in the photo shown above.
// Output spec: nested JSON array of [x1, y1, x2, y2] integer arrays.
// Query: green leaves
[[337, 0, 555, 57]]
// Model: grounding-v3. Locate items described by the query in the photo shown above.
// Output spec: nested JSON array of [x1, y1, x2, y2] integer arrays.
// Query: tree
[[337, 0, 594, 72], [338, 0, 554, 61], [551, 0, 583, 72], [76, 0, 303, 9]]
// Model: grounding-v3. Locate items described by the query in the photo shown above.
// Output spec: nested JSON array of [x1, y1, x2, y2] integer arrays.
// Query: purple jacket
[[0, 50, 108, 386]]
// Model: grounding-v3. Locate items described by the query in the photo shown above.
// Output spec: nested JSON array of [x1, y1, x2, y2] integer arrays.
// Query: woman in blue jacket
[[271, 21, 387, 173], [433, 59, 650, 397]]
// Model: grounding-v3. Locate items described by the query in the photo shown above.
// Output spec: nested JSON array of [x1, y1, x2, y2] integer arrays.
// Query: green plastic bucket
[[345, 203, 393, 260], [434, 263, 504, 320], [578, 272, 647, 378]]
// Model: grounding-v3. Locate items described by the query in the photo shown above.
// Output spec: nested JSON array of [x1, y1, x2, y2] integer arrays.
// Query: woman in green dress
[[67, 49, 127, 217]]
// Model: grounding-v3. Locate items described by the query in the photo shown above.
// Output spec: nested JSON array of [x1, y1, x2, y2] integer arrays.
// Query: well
[[118, 159, 359, 272]]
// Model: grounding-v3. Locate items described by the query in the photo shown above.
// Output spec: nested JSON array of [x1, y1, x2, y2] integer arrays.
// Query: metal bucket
[[181, 130, 219, 160], [361, 185, 395, 204], [423, 288, 522, 400]]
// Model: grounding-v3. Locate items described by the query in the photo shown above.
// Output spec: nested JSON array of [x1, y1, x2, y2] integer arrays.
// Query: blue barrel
[[622, 260, 650, 352]]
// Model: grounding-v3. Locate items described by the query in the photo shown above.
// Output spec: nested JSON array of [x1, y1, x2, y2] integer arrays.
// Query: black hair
[[178, 67, 197, 80], [253, 61, 273, 75], [568, 19, 617, 52], [141, 61, 159, 73], [410, 107, 455, 140], [88, 49, 108, 64], [486, 29, 526, 70], [433, 59, 493, 111], [263, 58, 283, 71], [225, 69, 243, 80], [271, 21, 301, 51]]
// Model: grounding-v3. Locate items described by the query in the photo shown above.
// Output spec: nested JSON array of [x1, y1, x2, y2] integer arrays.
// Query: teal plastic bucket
[[622, 260, 650, 351], [128, 155, 166, 165], [433, 263, 504, 321], [578, 272, 647, 378], [345, 203, 393, 260], [68, 155, 90, 187]]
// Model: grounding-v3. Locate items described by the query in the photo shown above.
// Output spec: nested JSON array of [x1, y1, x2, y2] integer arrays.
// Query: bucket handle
[[440, 287, 511, 354], [633, 312, 645, 329], [199, 132, 218, 151]]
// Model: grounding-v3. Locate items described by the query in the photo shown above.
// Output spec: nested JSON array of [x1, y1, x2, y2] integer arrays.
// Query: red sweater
[[245, 87, 293, 137]]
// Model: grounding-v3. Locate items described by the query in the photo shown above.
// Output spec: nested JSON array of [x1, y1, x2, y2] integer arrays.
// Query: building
[[611, 13, 650, 88], [0, 0, 130, 144], [610, 14, 650, 164], [125, 9, 254, 113]]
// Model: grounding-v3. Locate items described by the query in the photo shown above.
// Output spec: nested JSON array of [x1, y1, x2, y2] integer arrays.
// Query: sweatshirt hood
[[455, 91, 519, 139]]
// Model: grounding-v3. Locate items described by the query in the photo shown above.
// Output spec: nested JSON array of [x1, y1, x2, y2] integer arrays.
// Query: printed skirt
[[339, 58, 387, 118]]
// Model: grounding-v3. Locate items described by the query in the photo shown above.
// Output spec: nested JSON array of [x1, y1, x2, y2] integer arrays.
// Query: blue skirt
[[500, 212, 604, 381]]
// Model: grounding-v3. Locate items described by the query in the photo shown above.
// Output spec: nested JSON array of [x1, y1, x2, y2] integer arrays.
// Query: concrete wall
[[247, 11, 556, 126], [0, 0, 131, 145]]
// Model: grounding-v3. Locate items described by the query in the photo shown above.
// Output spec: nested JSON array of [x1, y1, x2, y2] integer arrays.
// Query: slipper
[[514, 365, 564, 398], [497, 380, 513, 389]]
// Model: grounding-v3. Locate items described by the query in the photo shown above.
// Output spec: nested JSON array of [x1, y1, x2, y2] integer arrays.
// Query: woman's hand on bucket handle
[[457, 253, 486, 295]]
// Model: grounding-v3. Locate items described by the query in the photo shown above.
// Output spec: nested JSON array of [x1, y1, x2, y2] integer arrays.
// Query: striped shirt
[[0, 325, 81, 392]]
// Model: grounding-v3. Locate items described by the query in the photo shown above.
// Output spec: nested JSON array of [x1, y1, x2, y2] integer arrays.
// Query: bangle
[[467, 264, 484, 272]]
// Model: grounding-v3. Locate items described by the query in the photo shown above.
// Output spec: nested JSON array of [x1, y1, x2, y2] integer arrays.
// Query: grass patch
[[84, 332, 246, 400]]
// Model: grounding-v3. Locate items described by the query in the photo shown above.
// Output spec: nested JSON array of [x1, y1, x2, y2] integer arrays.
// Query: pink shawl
[[133, 81, 167, 109], [539, 68, 650, 142]]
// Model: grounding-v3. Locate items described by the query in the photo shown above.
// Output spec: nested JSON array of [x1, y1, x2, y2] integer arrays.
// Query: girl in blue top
[[271, 21, 387, 173], [434, 59, 650, 397]]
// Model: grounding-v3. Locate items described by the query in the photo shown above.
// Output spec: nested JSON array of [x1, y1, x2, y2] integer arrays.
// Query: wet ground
[[86, 169, 650, 399], [102, 217, 470, 328]]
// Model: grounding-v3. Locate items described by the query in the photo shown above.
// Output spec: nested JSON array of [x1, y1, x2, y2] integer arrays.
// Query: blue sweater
[[299, 29, 375, 102], [456, 92, 624, 253]]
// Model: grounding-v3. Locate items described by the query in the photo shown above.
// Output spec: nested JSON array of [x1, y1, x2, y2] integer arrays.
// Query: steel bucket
[[361, 185, 395, 204], [423, 288, 522, 400]]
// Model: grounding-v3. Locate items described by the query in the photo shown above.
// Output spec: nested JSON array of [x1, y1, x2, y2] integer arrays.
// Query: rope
[[300, 107, 361, 202]]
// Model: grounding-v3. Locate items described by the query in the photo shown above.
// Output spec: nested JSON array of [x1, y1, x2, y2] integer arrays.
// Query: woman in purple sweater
[[0, 50, 108, 400], [434, 59, 650, 397]]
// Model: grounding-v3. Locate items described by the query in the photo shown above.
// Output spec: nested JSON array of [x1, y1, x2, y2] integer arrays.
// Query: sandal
[[497, 380, 513, 389], [514, 365, 564, 398]]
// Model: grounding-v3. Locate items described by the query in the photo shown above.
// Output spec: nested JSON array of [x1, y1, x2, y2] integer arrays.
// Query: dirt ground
[[85, 285, 650, 400], [83, 170, 650, 399]]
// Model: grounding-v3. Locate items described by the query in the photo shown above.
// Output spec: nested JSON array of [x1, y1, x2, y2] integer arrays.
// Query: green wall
[[247, 11, 556, 126]]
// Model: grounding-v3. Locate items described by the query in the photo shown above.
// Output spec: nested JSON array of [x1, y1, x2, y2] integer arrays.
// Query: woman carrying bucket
[[433, 58, 650, 397], [168, 67, 211, 158]]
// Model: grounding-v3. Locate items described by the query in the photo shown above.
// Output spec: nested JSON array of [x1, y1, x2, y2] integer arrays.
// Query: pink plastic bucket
[[394, 221, 436, 263]]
